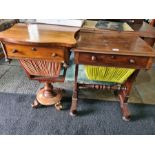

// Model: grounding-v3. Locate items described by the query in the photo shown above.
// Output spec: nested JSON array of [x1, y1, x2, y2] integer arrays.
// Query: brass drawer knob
[[32, 47, 37, 51], [91, 55, 96, 61], [52, 53, 57, 57], [129, 59, 135, 64], [12, 49, 18, 53]]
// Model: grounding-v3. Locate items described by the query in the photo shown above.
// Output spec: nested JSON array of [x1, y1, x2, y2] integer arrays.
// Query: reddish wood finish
[[0, 23, 79, 109], [32, 82, 63, 110], [118, 70, 140, 121], [70, 64, 79, 116], [5, 43, 66, 62], [74, 28, 155, 57], [139, 21, 155, 47], [70, 28, 155, 121], [0, 23, 79, 47], [75, 52, 151, 69]]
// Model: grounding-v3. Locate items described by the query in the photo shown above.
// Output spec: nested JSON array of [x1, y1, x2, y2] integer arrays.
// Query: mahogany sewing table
[[70, 28, 155, 121], [0, 22, 155, 121], [0, 23, 79, 109]]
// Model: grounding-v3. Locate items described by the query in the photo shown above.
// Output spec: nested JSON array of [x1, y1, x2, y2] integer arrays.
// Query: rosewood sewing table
[[70, 27, 155, 121], [0, 23, 79, 109]]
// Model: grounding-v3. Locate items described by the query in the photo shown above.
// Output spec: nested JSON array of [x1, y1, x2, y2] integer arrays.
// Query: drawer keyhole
[[129, 59, 135, 64], [91, 55, 96, 61]]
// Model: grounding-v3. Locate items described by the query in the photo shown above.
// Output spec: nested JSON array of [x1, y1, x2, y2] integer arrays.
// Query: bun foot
[[32, 99, 41, 108], [69, 110, 77, 116], [55, 102, 63, 111]]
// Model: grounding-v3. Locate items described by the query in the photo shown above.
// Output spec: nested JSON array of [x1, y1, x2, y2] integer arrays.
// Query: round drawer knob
[[52, 53, 57, 57], [12, 49, 18, 53], [111, 55, 116, 59], [129, 59, 135, 64], [91, 55, 96, 61], [32, 47, 37, 51]]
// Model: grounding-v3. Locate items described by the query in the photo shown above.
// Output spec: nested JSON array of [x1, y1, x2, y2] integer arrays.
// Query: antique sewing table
[[0, 23, 79, 109], [70, 27, 155, 121]]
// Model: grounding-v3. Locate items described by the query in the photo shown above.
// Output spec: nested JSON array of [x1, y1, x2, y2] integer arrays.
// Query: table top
[[74, 28, 155, 57], [0, 23, 80, 47]]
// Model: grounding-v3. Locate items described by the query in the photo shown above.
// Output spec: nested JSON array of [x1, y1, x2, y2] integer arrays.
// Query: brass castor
[[69, 110, 77, 117], [55, 102, 63, 111], [32, 99, 41, 108], [122, 116, 131, 122]]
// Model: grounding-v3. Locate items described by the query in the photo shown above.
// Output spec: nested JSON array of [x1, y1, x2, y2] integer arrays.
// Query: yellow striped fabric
[[85, 65, 135, 84]]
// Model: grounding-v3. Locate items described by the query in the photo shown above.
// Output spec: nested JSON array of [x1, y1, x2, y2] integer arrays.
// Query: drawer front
[[75, 52, 151, 69], [5, 43, 65, 62]]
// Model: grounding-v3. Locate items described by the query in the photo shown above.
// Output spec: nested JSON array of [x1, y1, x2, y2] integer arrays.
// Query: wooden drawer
[[75, 52, 152, 69], [4, 43, 66, 62]]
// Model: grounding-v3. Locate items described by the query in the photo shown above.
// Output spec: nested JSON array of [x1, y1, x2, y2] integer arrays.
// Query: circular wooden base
[[32, 83, 63, 110], [37, 88, 62, 106]]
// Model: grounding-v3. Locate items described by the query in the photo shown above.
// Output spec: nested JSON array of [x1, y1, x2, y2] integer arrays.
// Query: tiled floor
[[134, 69, 155, 104], [0, 58, 155, 105]]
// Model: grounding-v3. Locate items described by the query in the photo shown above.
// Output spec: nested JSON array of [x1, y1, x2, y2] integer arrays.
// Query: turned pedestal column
[[32, 82, 63, 110]]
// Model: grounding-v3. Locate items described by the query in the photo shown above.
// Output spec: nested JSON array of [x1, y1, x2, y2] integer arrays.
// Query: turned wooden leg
[[118, 70, 139, 121], [43, 82, 56, 98], [70, 64, 78, 116], [118, 93, 131, 121], [70, 90, 78, 116]]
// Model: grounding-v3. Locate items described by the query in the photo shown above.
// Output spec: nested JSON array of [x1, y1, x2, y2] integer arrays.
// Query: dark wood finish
[[143, 38, 155, 47], [150, 19, 155, 27], [0, 23, 79, 109], [70, 64, 78, 116], [78, 84, 126, 90], [118, 70, 140, 121], [139, 21, 155, 47], [79, 27, 155, 39], [70, 28, 155, 121], [75, 52, 151, 69], [74, 28, 155, 57]]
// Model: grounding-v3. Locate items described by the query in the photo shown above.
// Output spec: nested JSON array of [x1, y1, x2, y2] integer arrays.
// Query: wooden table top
[[74, 28, 155, 57], [0, 23, 80, 47]]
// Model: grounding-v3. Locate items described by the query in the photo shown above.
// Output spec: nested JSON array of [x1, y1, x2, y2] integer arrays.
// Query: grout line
[[0, 66, 12, 79]]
